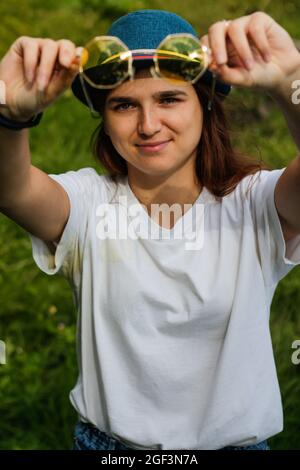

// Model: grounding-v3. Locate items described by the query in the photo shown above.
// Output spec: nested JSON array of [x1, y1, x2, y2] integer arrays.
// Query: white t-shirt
[[27, 166, 300, 450]]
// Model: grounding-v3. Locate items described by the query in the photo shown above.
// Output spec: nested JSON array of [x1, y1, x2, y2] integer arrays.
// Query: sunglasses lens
[[81, 38, 130, 87], [155, 36, 208, 84]]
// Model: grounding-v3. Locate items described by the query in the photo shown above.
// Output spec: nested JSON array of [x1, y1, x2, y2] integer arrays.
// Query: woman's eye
[[114, 103, 134, 111], [113, 97, 179, 111], [161, 97, 179, 104]]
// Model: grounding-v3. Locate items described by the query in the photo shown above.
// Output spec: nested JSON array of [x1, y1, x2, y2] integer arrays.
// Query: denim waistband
[[73, 420, 270, 451]]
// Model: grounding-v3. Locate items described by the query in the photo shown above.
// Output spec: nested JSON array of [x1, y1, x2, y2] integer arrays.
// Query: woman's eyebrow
[[106, 90, 188, 106]]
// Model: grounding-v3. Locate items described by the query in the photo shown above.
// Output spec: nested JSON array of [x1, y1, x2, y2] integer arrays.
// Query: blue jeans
[[72, 421, 270, 451]]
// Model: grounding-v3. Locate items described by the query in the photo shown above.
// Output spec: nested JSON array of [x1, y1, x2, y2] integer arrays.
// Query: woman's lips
[[136, 140, 171, 153]]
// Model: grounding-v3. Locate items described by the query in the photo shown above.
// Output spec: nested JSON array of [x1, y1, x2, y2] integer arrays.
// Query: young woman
[[0, 9, 300, 451]]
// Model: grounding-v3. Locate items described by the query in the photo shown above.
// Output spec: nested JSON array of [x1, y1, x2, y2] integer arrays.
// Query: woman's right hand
[[0, 36, 83, 121]]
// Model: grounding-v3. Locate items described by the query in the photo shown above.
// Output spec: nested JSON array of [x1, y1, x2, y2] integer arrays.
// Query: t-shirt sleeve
[[247, 167, 300, 287], [27, 167, 97, 279]]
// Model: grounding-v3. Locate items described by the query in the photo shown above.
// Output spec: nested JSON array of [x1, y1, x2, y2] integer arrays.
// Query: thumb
[[46, 50, 82, 98], [62, 46, 83, 83], [200, 34, 209, 49], [200, 34, 217, 69]]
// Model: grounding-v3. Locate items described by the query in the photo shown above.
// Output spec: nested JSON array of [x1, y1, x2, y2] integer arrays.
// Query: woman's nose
[[137, 107, 162, 136]]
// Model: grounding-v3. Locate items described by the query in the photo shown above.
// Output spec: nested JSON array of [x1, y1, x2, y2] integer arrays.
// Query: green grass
[[0, 0, 300, 450]]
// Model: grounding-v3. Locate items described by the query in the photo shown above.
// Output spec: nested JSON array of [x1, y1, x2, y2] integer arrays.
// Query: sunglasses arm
[[79, 73, 102, 118], [207, 72, 217, 111]]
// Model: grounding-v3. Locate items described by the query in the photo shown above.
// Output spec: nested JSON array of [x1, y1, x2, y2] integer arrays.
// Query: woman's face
[[103, 68, 203, 178]]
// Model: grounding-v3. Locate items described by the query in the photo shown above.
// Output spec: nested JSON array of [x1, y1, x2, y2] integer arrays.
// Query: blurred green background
[[0, 0, 300, 450]]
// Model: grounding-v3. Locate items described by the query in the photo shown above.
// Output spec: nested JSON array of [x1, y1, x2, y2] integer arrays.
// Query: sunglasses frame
[[78, 33, 217, 116]]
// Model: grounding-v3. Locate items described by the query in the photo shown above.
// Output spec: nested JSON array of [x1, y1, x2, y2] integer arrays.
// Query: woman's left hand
[[201, 11, 300, 93]]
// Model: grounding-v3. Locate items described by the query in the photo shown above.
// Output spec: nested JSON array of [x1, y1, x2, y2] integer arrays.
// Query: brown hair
[[89, 80, 272, 198]]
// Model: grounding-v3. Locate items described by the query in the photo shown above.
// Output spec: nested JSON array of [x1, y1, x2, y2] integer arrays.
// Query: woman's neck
[[127, 164, 202, 229]]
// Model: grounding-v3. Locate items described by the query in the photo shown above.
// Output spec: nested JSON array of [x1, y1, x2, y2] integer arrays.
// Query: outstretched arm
[[201, 11, 300, 240], [267, 69, 300, 151], [201, 11, 300, 149]]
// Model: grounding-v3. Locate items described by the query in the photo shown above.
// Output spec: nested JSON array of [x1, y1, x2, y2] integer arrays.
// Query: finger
[[199, 34, 209, 49], [57, 65, 79, 86], [0, 80, 6, 105], [247, 13, 272, 62], [208, 20, 231, 66], [212, 62, 252, 87], [42, 45, 82, 103], [45, 63, 80, 100], [73, 47, 84, 66], [46, 47, 83, 94], [225, 20, 256, 70], [36, 38, 59, 91], [22, 37, 40, 84], [57, 39, 77, 69], [199, 34, 213, 64], [11, 36, 42, 84], [199, 34, 220, 73]]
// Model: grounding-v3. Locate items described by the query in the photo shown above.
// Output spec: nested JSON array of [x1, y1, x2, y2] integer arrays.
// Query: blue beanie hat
[[71, 10, 231, 110]]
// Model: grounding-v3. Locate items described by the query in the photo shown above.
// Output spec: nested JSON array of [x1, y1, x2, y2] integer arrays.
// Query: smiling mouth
[[136, 140, 171, 153]]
